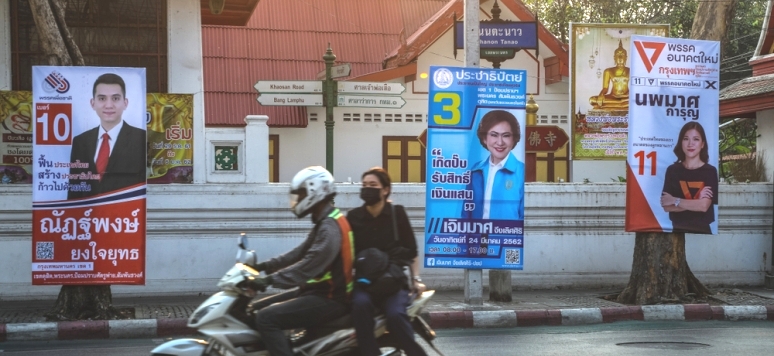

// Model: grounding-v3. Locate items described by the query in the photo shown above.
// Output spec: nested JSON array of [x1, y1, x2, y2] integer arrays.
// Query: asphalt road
[[1, 321, 773, 355]]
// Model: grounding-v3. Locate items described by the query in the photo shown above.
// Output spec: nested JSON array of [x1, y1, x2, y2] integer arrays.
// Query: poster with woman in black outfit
[[660, 122, 718, 234]]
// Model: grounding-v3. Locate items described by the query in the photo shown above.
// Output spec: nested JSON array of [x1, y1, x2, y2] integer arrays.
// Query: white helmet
[[290, 166, 336, 217]]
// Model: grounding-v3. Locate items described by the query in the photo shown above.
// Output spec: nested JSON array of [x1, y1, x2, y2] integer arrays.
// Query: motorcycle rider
[[246, 166, 355, 356]]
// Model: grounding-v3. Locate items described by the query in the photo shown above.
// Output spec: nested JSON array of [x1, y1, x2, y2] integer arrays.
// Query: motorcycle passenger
[[247, 166, 355, 356], [347, 167, 428, 356]]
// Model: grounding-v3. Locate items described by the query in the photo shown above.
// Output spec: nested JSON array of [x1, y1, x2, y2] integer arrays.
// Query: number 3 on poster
[[432, 92, 461, 125], [35, 103, 72, 145]]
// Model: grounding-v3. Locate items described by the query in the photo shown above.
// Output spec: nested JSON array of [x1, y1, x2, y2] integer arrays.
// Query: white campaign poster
[[625, 36, 720, 235], [32, 66, 147, 285]]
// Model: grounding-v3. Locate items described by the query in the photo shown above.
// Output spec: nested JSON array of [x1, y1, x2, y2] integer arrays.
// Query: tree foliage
[[521, 0, 768, 89]]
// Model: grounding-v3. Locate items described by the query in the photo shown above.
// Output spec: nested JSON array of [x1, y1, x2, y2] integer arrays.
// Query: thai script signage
[[424, 66, 527, 270], [337, 82, 405, 95], [570, 24, 669, 160], [0, 91, 33, 183], [146, 93, 194, 183], [32, 66, 147, 285], [454, 22, 538, 50], [337, 95, 406, 109], [625, 36, 720, 234]]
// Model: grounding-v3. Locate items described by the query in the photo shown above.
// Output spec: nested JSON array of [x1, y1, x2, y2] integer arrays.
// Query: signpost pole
[[463, 0, 483, 306], [323, 44, 336, 173]]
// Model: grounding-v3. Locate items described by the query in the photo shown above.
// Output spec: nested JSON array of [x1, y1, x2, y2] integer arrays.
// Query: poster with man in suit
[[31, 66, 146, 285]]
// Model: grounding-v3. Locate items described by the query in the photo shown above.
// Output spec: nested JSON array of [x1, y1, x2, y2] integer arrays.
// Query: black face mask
[[360, 187, 382, 206]]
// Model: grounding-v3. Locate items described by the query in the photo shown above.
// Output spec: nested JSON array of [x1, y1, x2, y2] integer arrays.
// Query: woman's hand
[[660, 192, 676, 207], [699, 186, 713, 200]]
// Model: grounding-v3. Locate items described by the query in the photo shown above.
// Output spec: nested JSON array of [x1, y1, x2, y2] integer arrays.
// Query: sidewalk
[[1, 288, 773, 342]]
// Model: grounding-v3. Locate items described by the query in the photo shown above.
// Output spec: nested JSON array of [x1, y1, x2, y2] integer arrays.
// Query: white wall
[[572, 160, 627, 182], [0, 0, 10, 90], [758, 109, 774, 182], [0, 182, 770, 299], [168, 0, 207, 183]]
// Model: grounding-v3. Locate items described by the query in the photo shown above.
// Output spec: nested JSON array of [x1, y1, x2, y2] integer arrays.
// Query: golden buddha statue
[[589, 40, 629, 110]]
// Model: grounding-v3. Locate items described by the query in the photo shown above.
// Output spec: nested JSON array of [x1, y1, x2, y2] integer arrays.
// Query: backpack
[[354, 247, 407, 296]]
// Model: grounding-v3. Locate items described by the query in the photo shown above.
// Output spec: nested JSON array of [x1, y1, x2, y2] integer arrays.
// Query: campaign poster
[[32, 66, 147, 285], [625, 36, 720, 234], [0, 91, 33, 183], [0, 91, 193, 184], [571, 24, 669, 160], [424, 66, 526, 270], [147, 93, 194, 183]]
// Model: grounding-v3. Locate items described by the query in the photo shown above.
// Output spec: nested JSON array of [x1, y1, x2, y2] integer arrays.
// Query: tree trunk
[[45, 285, 117, 321], [618, 0, 737, 306], [28, 0, 84, 65], [691, 0, 738, 44], [29, 0, 104, 320], [617, 233, 710, 304]]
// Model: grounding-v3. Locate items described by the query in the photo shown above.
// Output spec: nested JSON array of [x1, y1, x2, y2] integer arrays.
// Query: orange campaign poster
[[625, 37, 720, 235], [31, 66, 147, 285]]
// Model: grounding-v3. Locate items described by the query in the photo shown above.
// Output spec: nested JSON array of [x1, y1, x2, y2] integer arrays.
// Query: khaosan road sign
[[525, 125, 569, 152], [337, 82, 405, 95], [253, 80, 323, 93], [337, 95, 406, 109], [316, 63, 352, 80], [257, 94, 323, 106]]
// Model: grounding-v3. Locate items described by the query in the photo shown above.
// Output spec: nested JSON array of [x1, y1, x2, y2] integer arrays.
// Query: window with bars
[[382, 136, 425, 183], [10, 0, 168, 93]]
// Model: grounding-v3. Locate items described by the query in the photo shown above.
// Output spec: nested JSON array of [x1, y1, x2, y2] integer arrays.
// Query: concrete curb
[[0, 318, 195, 342], [425, 304, 774, 329], [1, 304, 773, 342]]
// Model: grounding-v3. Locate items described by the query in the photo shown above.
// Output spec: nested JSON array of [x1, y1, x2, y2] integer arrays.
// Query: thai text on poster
[[625, 36, 720, 234], [425, 66, 527, 270]]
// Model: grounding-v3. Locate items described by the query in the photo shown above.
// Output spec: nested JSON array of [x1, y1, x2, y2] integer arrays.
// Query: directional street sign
[[257, 94, 323, 106], [337, 95, 406, 109], [337, 82, 405, 95], [254, 80, 322, 93], [316, 63, 352, 80], [525, 125, 569, 152]]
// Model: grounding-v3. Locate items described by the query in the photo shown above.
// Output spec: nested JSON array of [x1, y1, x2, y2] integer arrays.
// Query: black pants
[[251, 289, 348, 356], [352, 288, 427, 356]]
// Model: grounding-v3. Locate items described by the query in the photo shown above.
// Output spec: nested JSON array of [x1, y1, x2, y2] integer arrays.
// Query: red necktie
[[96, 133, 110, 176]]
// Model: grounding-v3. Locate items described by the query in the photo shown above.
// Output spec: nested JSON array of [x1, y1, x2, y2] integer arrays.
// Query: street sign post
[[337, 95, 406, 109], [316, 63, 351, 80], [254, 80, 322, 93], [256, 94, 323, 106], [337, 82, 405, 95], [525, 125, 569, 152]]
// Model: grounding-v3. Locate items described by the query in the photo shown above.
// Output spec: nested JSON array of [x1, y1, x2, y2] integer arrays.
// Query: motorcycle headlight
[[190, 302, 220, 324]]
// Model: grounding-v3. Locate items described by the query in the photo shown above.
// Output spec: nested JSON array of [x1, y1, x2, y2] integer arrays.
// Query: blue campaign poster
[[424, 66, 527, 270]]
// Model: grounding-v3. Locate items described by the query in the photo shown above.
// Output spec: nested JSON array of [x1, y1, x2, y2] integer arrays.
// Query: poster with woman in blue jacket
[[425, 66, 526, 270], [463, 109, 525, 220]]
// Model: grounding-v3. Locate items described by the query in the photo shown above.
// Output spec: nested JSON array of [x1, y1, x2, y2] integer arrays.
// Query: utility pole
[[463, 0, 483, 306], [323, 44, 336, 173]]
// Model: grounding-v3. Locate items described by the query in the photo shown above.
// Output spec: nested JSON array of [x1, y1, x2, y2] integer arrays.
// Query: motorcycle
[[151, 233, 440, 356]]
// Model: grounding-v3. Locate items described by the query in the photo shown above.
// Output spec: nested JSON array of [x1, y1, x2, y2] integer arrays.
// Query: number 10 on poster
[[35, 103, 72, 145]]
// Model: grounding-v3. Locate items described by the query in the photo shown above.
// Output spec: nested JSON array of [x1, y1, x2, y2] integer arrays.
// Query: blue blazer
[[462, 153, 525, 220]]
